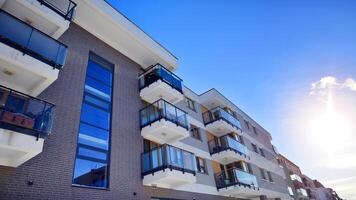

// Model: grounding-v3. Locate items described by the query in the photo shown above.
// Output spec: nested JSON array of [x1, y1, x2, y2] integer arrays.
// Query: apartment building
[[0, 0, 297, 199], [277, 155, 308, 200]]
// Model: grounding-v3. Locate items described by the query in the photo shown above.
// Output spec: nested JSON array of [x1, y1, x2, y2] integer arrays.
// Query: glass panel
[[0, 12, 32, 47], [139, 99, 187, 129], [80, 103, 110, 130], [78, 147, 107, 161], [85, 77, 112, 100], [87, 60, 113, 86], [28, 31, 60, 63], [139, 64, 182, 92], [73, 158, 108, 187], [0, 86, 54, 135], [84, 94, 110, 110], [78, 123, 109, 150], [0, 11, 67, 67]]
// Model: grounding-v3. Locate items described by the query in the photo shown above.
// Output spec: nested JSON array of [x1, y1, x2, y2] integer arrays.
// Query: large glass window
[[72, 53, 113, 188]]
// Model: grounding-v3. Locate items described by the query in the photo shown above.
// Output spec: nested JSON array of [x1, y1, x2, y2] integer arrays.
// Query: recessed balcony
[[142, 144, 197, 189], [203, 107, 242, 137], [0, 10, 67, 96], [140, 99, 189, 144], [215, 168, 260, 198], [209, 135, 249, 164], [0, 0, 76, 39], [0, 85, 55, 167], [139, 64, 184, 104]]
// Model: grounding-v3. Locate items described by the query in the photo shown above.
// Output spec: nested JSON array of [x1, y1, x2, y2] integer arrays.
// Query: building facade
[[277, 155, 309, 200], [0, 1, 335, 200]]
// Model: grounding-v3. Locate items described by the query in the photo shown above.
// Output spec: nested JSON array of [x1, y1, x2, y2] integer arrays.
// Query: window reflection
[[73, 53, 113, 188]]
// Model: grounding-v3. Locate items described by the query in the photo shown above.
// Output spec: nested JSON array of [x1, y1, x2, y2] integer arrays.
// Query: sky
[[107, 0, 356, 198]]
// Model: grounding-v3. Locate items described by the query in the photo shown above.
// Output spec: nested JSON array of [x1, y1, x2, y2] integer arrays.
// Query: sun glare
[[308, 92, 352, 153]]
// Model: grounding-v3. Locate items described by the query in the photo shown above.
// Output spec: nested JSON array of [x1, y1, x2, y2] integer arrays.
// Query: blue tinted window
[[73, 53, 113, 189], [84, 94, 110, 110], [78, 147, 107, 161], [78, 123, 109, 150], [87, 60, 112, 86], [80, 103, 110, 130], [85, 77, 111, 100], [73, 158, 108, 187]]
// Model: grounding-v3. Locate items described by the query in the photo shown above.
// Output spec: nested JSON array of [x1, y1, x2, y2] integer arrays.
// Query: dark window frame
[[185, 97, 196, 112], [260, 168, 267, 180], [259, 148, 265, 157], [251, 143, 258, 153], [190, 125, 201, 141], [267, 171, 274, 182], [196, 157, 208, 174]]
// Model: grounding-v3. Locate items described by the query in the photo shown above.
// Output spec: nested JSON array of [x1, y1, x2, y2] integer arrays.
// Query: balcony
[[0, 85, 55, 167], [140, 99, 189, 144], [215, 168, 260, 197], [0, 0, 76, 38], [0, 10, 67, 96], [208, 135, 249, 164], [139, 64, 184, 104], [296, 188, 308, 198], [142, 144, 197, 188], [203, 107, 242, 137]]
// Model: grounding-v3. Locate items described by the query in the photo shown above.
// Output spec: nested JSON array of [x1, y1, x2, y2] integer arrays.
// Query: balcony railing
[[0, 10, 68, 69], [296, 188, 308, 197], [140, 99, 189, 130], [215, 168, 258, 189], [202, 107, 241, 130], [208, 135, 249, 157], [291, 174, 303, 183], [0, 85, 55, 138], [141, 144, 196, 176], [38, 0, 77, 21], [139, 63, 183, 93]]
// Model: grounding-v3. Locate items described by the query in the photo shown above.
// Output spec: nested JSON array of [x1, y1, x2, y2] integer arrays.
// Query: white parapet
[[141, 119, 189, 144], [143, 169, 197, 189], [140, 80, 184, 104]]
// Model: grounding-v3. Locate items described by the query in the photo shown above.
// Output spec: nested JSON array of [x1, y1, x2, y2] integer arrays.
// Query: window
[[259, 148, 265, 157], [244, 120, 250, 130], [260, 168, 266, 180], [185, 97, 195, 111], [190, 125, 201, 140], [267, 171, 274, 182], [196, 157, 207, 174], [288, 186, 294, 196], [72, 53, 114, 189], [252, 126, 258, 135], [247, 163, 253, 174], [251, 143, 258, 153]]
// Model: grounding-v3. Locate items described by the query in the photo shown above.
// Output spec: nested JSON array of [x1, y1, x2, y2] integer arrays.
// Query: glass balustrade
[[215, 168, 258, 189], [140, 99, 189, 130], [202, 107, 241, 130], [208, 135, 249, 157], [141, 144, 196, 176], [0, 10, 68, 69], [139, 64, 183, 93], [0, 85, 55, 138]]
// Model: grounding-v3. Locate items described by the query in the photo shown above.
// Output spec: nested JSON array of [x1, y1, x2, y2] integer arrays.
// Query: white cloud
[[323, 176, 356, 200], [310, 76, 356, 95], [343, 78, 356, 91]]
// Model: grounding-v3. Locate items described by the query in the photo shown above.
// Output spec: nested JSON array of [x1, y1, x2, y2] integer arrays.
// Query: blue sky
[[107, 0, 356, 198]]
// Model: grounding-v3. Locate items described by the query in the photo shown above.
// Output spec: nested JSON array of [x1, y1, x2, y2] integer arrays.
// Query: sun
[[308, 93, 352, 153]]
